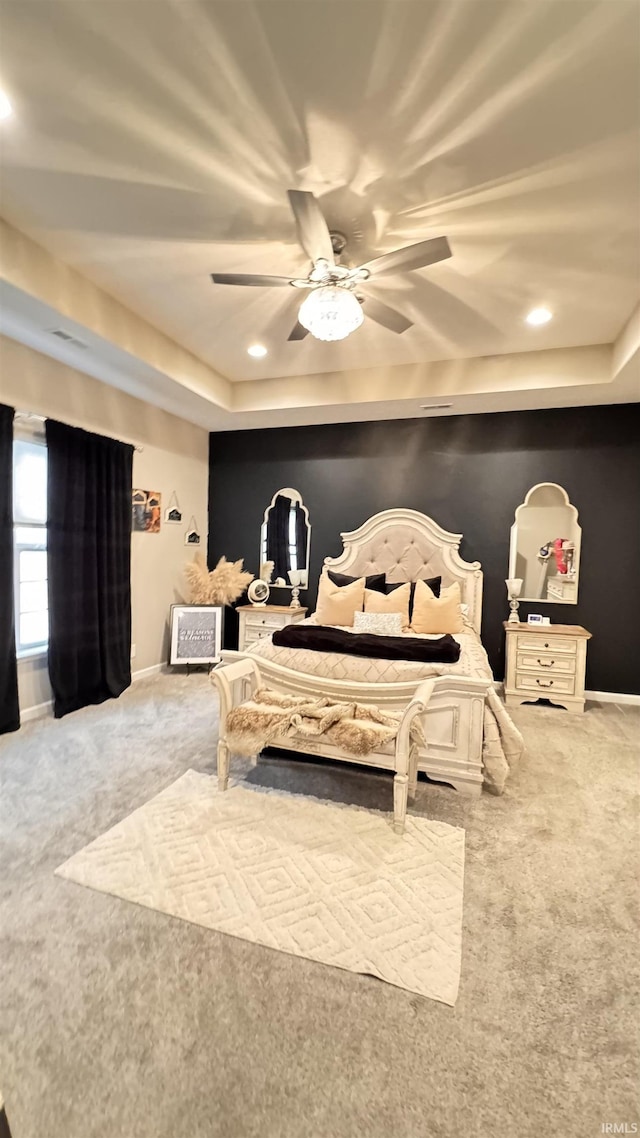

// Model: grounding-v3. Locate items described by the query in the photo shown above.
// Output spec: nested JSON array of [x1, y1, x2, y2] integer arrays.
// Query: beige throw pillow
[[364, 582, 411, 631], [315, 573, 365, 627], [410, 580, 464, 635]]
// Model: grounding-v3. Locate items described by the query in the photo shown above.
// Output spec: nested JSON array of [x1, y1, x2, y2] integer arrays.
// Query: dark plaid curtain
[[0, 1099, 13, 1138], [266, 493, 291, 581], [0, 404, 19, 735], [46, 419, 133, 718]]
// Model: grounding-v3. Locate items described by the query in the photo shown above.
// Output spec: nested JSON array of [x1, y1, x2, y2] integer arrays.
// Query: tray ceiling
[[0, 0, 638, 390]]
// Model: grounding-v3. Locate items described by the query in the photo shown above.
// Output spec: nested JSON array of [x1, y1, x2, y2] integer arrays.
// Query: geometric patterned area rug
[[56, 770, 465, 1005]]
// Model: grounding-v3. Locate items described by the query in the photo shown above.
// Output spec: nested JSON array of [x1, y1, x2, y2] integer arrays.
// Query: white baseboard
[[18, 664, 165, 723], [132, 663, 164, 683], [17, 674, 638, 723], [20, 699, 53, 723], [584, 689, 640, 707]]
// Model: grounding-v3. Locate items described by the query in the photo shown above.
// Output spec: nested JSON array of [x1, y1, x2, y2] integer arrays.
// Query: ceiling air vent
[[48, 328, 89, 349]]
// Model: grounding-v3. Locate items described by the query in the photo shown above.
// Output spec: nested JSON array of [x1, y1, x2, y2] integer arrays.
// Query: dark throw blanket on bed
[[271, 624, 461, 664]]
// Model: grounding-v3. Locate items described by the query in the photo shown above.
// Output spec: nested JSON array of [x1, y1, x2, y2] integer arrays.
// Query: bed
[[220, 508, 524, 797]]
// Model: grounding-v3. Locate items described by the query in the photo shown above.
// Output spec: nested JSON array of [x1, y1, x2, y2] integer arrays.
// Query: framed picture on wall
[[132, 489, 162, 533], [169, 604, 223, 665]]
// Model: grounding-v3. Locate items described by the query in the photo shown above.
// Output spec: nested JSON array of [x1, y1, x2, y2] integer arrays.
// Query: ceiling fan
[[210, 190, 452, 343]]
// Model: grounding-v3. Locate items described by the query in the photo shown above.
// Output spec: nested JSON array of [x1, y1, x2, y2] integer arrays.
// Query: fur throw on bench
[[225, 687, 423, 759]]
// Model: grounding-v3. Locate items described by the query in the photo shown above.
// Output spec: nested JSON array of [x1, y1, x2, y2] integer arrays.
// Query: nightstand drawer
[[516, 652, 576, 675], [515, 634, 577, 656], [515, 672, 575, 697], [237, 605, 307, 652], [245, 616, 284, 633], [245, 625, 275, 639]]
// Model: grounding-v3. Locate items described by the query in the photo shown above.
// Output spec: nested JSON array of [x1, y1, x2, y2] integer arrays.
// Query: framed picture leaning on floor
[[169, 604, 223, 666]]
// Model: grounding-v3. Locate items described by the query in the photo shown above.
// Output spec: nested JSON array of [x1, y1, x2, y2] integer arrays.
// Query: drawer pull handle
[[537, 658, 555, 667], [536, 679, 554, 688]]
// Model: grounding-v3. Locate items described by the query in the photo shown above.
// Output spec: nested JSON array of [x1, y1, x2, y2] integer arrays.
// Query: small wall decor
[[164, 491, 182, 524], [169, 604, 223, 665], [132, 489, 162, 533], [184, 516, 201, 546]]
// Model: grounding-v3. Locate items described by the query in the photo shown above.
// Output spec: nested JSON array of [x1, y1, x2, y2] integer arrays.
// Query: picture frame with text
[[169, 604, 223, 665]]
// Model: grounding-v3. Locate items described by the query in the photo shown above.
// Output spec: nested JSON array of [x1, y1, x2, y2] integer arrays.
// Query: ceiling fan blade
[[287, 321, 310, 341], [360, 236, 451, 278], [210, 273, 292, 287], [363, 296, 413, 334], [287, 189, 334, 264]]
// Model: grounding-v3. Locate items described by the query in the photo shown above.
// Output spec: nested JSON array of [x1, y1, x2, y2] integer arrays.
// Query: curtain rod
[[14, 410, 144, 452]]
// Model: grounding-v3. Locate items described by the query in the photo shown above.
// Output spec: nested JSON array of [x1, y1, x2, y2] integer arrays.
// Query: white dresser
[[237, 605, 308, 651], [546, 576, 578, 603], [503, 621, 591, 714]]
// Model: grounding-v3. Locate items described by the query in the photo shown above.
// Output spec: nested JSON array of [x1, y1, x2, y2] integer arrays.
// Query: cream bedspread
[[248, 619, 524, 794]]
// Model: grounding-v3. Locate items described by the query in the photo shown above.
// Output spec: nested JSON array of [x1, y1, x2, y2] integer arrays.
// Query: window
[[13, 437, 48, 655], [287, 503, 298, 572]]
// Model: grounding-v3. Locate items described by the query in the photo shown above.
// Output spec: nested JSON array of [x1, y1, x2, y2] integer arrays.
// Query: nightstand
[[503, 621, 591, 714], [237, 605, 308, 651]]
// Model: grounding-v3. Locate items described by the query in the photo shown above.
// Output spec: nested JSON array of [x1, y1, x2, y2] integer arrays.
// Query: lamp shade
[[298, 286, 364, 342], [505, 578, 523, 598]]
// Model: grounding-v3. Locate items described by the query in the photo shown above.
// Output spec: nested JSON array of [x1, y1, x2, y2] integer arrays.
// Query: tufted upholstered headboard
[[323, 508, 483, 634]]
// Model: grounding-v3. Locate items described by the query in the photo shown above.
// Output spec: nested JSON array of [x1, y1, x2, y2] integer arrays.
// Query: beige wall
[[0, 335, 209, 714]]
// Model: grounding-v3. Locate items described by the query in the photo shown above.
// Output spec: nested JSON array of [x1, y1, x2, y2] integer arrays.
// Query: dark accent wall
[[209, 404, 640, 694]]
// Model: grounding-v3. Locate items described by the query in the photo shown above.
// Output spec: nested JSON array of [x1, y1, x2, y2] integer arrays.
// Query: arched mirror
[[509, 483, 581, 604], [260, 488, 311, 590]]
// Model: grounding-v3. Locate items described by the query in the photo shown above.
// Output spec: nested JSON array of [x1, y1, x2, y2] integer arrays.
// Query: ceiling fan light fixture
[[298, 286, 364, 342]]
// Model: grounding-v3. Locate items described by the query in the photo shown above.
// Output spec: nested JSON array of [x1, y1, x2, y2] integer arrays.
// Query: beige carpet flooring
[[56, 770, 465, 1005], [1, 672, 638, 1138]]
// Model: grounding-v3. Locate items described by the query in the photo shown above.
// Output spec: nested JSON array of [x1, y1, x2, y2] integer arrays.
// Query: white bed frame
[[221, 508, 492, 796]]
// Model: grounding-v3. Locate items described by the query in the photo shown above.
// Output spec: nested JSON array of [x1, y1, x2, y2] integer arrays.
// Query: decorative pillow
[[410, 580, 463, 635], [385, 574, 441, 614], [364, 582, 412, 630], [315, 573, 365, 627], [328, 569, 386, 594], [353, 611, 403, 637]]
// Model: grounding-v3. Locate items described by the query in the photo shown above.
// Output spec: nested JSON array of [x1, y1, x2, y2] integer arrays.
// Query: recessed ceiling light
[[0, 91, 13, 120], [247, 344, 267, 358], [525, 306, 553, 326]]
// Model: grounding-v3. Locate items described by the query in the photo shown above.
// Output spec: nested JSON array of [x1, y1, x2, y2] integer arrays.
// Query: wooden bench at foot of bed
[[211, 658, 437, 834]]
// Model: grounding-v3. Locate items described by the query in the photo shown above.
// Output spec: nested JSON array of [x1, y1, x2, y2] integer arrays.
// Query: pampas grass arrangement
[[185, 553, 254, 606]]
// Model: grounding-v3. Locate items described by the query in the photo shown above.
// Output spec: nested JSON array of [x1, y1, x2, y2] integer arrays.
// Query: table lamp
[[505, 578, 523, 624]]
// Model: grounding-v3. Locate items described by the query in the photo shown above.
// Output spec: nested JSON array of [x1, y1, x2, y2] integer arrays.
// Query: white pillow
[[353, 611, 403, 637]]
